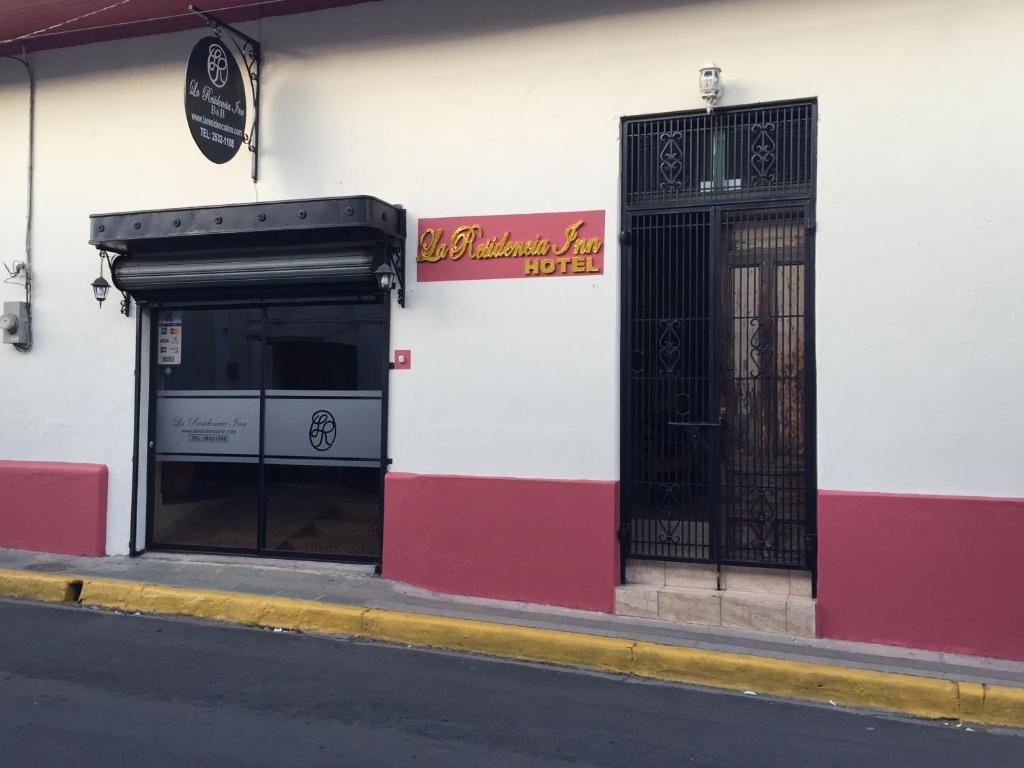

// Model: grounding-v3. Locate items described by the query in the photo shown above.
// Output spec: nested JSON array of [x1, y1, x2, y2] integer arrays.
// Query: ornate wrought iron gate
[[620, 100, 817, 574]]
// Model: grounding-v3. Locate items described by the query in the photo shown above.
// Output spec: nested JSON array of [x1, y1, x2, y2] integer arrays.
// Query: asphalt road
[[0, 600, 1019, 767]]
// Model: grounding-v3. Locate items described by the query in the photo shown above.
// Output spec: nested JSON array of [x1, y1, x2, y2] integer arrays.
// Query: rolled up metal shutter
[[112, 248, 376, 295]]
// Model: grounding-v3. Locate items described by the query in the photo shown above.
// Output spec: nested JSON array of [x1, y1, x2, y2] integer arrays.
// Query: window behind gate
[[620, 99, 816, 571]]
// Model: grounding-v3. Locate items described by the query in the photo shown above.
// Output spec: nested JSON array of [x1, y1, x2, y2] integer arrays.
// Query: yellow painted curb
[[958, 681, 986, 722], [77, 577, 368, 637], [361, 608, 636, 672], [978, 683, 1024, 729], [632, 641, 958, 720], [2, 567, 1022, 729], [0, 568, 80, 603]]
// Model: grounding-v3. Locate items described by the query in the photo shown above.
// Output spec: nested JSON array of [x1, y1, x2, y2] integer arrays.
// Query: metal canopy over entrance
[[620, 100, 817, 578], [88, 195, 404, 565], [89, 195, 406, 305]]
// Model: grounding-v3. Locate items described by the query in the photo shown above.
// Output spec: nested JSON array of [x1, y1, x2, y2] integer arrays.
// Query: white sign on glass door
[[157, 310, 183, 365], [156, 394, 260, 455], [264, 395, 381, 460]]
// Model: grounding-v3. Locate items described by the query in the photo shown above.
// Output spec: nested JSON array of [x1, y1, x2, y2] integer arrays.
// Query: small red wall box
[[393, 349, 411, 369]]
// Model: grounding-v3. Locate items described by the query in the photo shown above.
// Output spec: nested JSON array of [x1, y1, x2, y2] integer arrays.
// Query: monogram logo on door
[[308, 410, 337, 451]]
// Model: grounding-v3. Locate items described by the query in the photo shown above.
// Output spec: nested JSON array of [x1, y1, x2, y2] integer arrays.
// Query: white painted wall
[[1, 0, 1022, 553]]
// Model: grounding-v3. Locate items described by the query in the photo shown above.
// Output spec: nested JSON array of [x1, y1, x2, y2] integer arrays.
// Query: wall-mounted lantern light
[[91, 274, 111, 305], [375, 243, 406, 307], [698, 62, 722, 112], [376, 261, 397, 291], [91, 250, 130, 316]]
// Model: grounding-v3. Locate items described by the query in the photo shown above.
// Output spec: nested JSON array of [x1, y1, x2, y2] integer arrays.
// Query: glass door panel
[[264, 303, 385, 392], [262, 303, 385, 558], [151, 308, 262, 551], [264, 465, 382, 557]]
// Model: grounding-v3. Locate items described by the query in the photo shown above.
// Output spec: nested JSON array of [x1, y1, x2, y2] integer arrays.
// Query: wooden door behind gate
[[717, 206, 810, 567]]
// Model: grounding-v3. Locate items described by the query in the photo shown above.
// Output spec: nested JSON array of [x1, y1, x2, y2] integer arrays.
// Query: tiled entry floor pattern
[[616, 560, 815, 637]]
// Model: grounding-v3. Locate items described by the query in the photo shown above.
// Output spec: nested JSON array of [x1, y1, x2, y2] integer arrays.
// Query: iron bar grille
[[622, 206, 811, 567], [621, 100, 816, 571], [623, 101, 815, 209], [718, 207, 808, 567], [624, 210, 716, 562]]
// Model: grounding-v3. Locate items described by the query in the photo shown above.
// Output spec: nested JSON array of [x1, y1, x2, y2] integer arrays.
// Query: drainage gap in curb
[[65, 580, 84, 603]]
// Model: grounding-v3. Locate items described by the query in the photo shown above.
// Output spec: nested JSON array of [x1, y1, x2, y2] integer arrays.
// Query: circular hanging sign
[[184, 36, 247, 164]]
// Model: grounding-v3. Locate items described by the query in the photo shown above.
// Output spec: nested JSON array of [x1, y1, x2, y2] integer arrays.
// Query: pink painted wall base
[[0, 461, 108, 556], [817, 490, 1024, 661], [382, 472, 618, 612]]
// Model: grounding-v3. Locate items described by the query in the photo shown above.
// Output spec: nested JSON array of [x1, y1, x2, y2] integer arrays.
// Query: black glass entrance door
[[149, 301, 386, 561]]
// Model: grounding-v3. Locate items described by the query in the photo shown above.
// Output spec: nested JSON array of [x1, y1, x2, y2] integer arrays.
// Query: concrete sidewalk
[[3, 546, 1022, 690]]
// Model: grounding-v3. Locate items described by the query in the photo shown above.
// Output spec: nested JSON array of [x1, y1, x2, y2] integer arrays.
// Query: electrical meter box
[[1, 301, 30, 345]]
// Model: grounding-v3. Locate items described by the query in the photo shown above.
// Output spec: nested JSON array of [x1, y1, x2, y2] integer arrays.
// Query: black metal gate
[[620, 100, 817, 574]]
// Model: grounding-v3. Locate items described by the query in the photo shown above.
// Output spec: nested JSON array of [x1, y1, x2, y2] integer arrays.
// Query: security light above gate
[[698, 63, 722, 112]]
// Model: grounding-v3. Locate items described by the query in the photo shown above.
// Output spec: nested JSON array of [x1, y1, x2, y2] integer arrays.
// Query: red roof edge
[[0, 0, 376, 58]]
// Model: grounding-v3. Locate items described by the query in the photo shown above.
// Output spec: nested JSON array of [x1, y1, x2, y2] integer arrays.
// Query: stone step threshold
[[616, 560, 814, 638]]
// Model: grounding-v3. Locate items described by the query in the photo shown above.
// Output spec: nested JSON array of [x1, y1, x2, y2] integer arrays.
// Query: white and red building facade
[[1, 0, 1021, 661]]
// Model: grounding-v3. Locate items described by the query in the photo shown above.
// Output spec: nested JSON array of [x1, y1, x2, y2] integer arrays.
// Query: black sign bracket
[[188, 4, 261, 181]]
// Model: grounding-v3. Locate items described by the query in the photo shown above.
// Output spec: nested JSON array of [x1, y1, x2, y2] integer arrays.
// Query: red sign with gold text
[[417, 210, 605, 282]]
